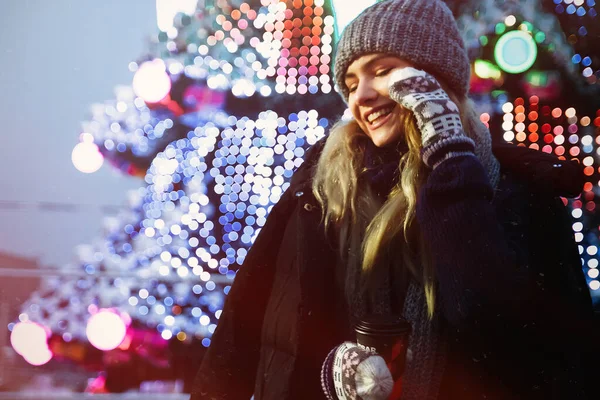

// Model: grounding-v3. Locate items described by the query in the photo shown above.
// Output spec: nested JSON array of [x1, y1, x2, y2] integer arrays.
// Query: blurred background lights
[[156, 0, 198, 32], [474, 59, 502, 80], [10, 321, 53, 366], [71, 141, 104, 173], [86, 309, 128, 351], [22, 347, 53, 367], [132, 59, 172, 103], [494, 30, 538, 74]]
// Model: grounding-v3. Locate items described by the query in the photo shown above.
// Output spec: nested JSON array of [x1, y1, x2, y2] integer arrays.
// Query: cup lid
[[354, 314, 411, 335]]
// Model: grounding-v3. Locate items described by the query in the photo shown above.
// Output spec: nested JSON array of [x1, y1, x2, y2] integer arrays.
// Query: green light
[[520, 21, 534, 32], [494, 30, 538, 74], [525, 71, 549, 87], [495, 22, 506, 35], [534, 31, 546, 43], [474, 59, 502, 80], [479, 36, 489, 46]]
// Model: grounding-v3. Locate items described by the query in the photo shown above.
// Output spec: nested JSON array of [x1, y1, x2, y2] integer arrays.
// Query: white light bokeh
[[10, 321, 53, 366], [72, 142, 104, 173], [86, 309, 128, 351], [132, 60, 172, 103]]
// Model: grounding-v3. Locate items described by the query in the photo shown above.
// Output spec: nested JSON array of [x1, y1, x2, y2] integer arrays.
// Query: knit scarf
[[348, 119, 501, 399]]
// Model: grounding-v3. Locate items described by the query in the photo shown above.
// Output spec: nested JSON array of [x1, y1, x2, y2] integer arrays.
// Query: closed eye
[[375, 68, 392, 77]]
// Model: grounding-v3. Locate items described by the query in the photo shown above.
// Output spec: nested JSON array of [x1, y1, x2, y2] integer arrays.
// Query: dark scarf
[[347, 140, 446, 400], [362, 140, 406, 199]]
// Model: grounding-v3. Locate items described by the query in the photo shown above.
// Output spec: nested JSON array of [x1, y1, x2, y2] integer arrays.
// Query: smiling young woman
[[345, 54, 413, 147], [191, 1, 595, 399]]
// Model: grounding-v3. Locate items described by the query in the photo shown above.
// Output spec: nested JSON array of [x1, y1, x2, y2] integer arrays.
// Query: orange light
[[528, 111, 538, 121], [555, 146, 565, 156], [528, 123, 538, 133]]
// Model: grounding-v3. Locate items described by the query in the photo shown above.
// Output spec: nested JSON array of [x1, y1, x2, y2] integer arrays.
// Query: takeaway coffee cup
[[354, 314, 411, 379]]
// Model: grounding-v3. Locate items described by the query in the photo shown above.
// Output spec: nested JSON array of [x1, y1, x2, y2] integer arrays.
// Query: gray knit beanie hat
[[334, 0, 471, 102]]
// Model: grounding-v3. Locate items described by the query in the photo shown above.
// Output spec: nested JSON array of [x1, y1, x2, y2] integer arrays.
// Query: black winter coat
[[191, 141, 594, 400]]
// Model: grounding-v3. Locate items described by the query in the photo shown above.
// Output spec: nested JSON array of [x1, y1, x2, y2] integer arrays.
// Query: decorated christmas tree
[[12, 0, 600, 393]]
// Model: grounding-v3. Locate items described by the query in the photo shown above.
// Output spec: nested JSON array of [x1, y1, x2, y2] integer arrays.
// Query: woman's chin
[[369, 131, 402, 148]]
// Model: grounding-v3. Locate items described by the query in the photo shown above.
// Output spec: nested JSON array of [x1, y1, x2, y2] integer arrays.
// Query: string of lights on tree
[[13, 0, 600, 378]]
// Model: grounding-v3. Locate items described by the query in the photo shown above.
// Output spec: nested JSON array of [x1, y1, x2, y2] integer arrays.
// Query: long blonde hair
[[312, 95, 476, 318]]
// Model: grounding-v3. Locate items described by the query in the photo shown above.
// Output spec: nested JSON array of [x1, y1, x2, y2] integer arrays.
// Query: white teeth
[[367, 107, 393, 124]]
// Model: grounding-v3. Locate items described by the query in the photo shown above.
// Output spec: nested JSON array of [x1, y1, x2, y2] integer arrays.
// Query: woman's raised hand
[[387, 67, 463, 147]]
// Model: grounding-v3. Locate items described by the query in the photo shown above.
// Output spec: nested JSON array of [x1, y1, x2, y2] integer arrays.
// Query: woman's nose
[[355, 81, 378, 104]]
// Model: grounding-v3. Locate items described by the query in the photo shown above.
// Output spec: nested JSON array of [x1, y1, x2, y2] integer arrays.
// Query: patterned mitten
[[388, 67, 475, 168], [321, 342, 393, 400]]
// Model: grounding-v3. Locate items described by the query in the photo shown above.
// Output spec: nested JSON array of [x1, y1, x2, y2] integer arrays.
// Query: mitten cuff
[[321, 346, 338, 400], [422, 133, 475, 168]]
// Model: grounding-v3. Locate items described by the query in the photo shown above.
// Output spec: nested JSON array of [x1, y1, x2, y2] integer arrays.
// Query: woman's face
[[345, 54, 414, 148]]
